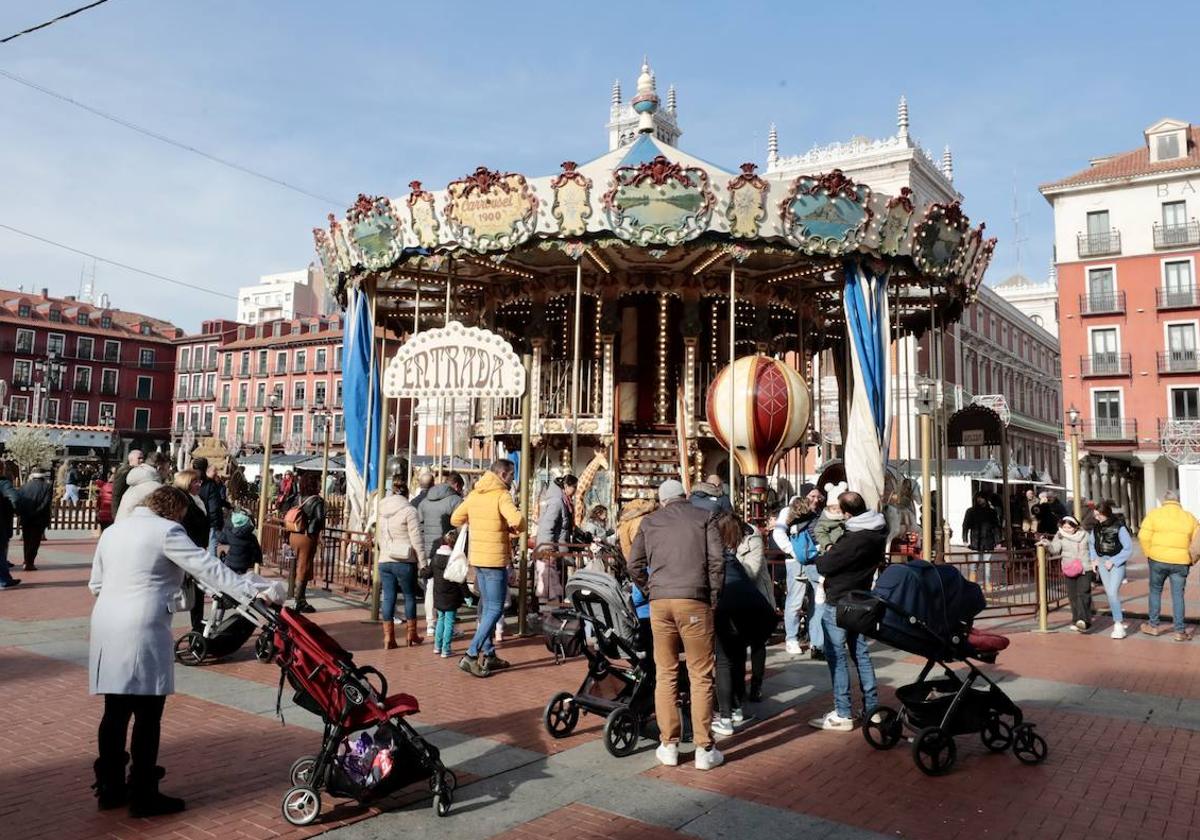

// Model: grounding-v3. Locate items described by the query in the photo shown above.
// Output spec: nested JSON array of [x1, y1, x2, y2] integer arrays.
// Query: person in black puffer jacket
[[217, 510, 262, 574], [420, 529, 472, 657]]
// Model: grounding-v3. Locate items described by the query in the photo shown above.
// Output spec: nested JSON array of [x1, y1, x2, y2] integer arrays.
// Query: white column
[[1137, 452, 1163, 509]]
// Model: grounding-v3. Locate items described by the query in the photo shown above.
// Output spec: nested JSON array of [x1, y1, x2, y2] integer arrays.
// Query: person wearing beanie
[[216, 509, 262, 574], [629, 476, 726, 772]]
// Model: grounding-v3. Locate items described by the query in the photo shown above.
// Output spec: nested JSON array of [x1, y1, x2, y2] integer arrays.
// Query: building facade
[[212, 316, 346, 457], [171, 319, 242, 448], [0, 288, 181, 454], [236, 265, 329, 324], [1041, 118, 1200, 515], [993, 270, 1060, 337]]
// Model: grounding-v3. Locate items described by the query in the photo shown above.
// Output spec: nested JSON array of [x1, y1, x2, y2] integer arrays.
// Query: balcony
[[1082, 419, 1137, 443], [1078, 291, 1125, 316], [1160, 418, 1200, 441], [1158, 350, 1200, 374], [1153, 221, 1200, 249], [1157, 286, 1200, 310], [1080, 353, 1130, 378], [1077, 229, 1121, 258]]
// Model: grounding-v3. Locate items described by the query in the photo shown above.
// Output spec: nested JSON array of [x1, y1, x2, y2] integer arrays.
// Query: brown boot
[[382, 621, 398, 650], [407, 620, 424, 647]]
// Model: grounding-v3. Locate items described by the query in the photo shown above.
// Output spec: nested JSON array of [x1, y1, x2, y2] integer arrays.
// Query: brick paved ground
[[7, 536, 1200, 840]]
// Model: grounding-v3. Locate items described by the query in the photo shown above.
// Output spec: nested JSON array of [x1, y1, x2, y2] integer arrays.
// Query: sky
[[0, 1, 1197, 332]]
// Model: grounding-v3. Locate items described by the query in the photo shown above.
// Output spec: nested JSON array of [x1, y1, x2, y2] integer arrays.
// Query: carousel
[[314, 62, 995, 526]]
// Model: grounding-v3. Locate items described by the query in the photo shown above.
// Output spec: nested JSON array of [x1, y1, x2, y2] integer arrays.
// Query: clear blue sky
[[0, 1, 1195, 331]]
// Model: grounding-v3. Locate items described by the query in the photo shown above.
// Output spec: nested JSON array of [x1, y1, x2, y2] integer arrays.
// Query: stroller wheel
[[981, 716, 1014, 753], [173, 632, 207, 666], [429, 769, 459, 794], [543, 692, 579, 738], [603, 707, 641, 758], [433, 790, 452, 817], [254, 631, 275, 663], [289, 755, 318, 787], [912, 727, 957, 776], [1012, 724, 1048, 765], [281, 785, 321, 826], [862, 706, 902, 750]]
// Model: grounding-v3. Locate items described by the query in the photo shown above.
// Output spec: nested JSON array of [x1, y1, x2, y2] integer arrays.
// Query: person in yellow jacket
[[1138, 491, 1200, 640], [450, 459, 524, 677]]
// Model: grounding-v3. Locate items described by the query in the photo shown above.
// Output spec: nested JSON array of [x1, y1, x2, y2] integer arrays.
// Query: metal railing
[[1153, 221, 1200, 249], [260, 520, 375, 594], [1077, 229, 1121, 258], [1080, 353, 1130, 377], [1158, 350, 1199, 374], [1078, 291, 1125, 315], [1157, 286, 1199, 309], [1082, 419, 1137, 442]]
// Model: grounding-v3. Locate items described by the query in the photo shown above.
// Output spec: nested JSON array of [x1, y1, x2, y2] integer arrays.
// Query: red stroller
[[247, 601, 456, 825]]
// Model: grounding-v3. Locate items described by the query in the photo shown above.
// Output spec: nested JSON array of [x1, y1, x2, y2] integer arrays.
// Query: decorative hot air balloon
[[706, 356, 812, 477]]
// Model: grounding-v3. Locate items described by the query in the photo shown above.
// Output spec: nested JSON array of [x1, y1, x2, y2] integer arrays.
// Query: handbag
[[169, 575, 198, 613], [835, 591, 885, 635], [444, 525, 470, 584], [1061, 557, 1084, 578]]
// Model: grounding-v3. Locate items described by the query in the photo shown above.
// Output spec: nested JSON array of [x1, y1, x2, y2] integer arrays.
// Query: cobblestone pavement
[[4, 535, 1200, 840]]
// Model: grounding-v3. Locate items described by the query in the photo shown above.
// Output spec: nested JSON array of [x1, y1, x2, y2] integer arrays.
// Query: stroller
[[174, 576, 275, 666], [243, 600, 456, 825], [842, 560, 1048, 776], [542, 569, 689, 757]]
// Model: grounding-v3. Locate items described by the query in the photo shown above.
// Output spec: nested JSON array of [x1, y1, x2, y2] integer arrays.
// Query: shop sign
[[383, 321, 525, 399]]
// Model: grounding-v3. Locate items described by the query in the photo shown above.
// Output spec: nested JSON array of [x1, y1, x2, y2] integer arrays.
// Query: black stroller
[[542, 569, 688, 757], [842, 560, 1048, 776], [175, 576, 276, 666]]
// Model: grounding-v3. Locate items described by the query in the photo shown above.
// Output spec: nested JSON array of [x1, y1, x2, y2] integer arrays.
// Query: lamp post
[[312, 401, 332, 498], [1066, 405, 1082, 520], [916, 382, 934, 562]]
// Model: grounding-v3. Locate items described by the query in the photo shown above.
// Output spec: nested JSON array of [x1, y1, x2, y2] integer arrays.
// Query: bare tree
[[5, 425, 63, 480]]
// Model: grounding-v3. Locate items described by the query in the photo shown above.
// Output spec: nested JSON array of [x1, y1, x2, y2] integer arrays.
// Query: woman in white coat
[[89, 486, 272, 817], [114, 463, 161, 521]]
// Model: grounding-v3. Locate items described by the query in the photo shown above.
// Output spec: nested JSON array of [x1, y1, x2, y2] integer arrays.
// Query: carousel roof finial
[[667, 83, 677, 115], [897, 95, 909, 139], [767, 122, 778, 166], [632, 57, 660, 134], [942, 145, 954, 182]]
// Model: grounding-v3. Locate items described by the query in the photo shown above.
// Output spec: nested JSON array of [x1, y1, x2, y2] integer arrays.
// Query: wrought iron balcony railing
[[1080, 353, 1130, 377], [1077, 229, 1121, 258], [1078, 291, 1125, 315], [1153, 221, 1200, 249], [1157, 286, 1200, 310], [1082, 419, 1137, 443], [1157, 350, 1200, 374]]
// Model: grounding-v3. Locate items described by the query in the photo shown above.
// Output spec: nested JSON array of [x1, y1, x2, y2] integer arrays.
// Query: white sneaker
[[694, 745, 724, 771], [711, 717, 734, 736], [785, 639, 803, 655], [1111, 624, 1127, 640], [731, 708, 744, 724], [808, 710, 854, 732], [655, 742, 679, 767], [1074, 619, 1088, 632]]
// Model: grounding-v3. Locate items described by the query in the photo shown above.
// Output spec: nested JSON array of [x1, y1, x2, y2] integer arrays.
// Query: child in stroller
[[174, 575, 278, 665], [542, 568, 689, 757], [843, 559, 1048, 776], [239, 599, 456, 825]]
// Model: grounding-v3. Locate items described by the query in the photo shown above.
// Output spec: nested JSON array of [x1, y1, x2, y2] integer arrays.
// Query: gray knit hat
[[658, 478, 686, 503]]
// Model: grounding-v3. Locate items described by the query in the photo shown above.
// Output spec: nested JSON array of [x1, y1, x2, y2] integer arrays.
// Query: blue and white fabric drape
[[842, 261, 890, 510], [343, 286, 380, 528]]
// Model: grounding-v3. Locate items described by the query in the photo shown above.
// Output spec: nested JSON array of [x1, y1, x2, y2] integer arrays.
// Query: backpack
[[284, 503, 308, 534], [542, 607, 584, 664]]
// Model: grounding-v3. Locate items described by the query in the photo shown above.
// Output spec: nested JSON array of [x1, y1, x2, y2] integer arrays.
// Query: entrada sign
[[383, 321, 526, 399]]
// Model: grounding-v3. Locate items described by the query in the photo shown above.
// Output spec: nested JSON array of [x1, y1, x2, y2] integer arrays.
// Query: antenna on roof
[[1011, 175, 1029, 278]]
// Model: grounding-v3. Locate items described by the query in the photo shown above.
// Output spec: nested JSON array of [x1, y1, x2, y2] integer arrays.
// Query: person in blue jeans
[[1089, 501, 1133, 639], [772, 491, 824, 657], [811, 491, 885, 731]]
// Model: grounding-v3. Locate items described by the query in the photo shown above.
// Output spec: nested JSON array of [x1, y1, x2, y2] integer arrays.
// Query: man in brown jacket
[[628, 478, 725, 771]]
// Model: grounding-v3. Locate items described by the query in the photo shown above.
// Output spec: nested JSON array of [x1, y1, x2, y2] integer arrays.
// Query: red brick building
[[1041, 118, 1200, 518], [0, 288, 181, 455]]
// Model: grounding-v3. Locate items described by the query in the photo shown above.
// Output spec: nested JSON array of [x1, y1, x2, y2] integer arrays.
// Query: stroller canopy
[[872, 561, 987, 660], [565, 569, 639, 645]]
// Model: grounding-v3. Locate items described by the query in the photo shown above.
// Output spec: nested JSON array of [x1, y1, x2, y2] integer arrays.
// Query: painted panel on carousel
[[706, 355, 811, 476], [953, 223, 986, 282], [383, 320, 526, 399], [346, 194, 404, 271], [313, 224, 340, 282], [550, 161, 593, 237], [406, 181, 440, 249], [726, 163, 769, 239], [445, 167, 538, 252], [603, 154, 715, 246], [878, 187, 916, 256], [328, 215, 354, 274], [968, 235, 997, 292], [780, 169, 873, 255], [911, 201, 970, 279]]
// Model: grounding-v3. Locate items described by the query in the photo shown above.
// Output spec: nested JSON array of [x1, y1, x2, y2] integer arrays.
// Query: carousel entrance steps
[[618, 428, 684, 504]]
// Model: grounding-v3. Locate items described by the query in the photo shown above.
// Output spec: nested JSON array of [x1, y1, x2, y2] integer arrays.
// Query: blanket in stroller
[[871, 561, 987, 660]]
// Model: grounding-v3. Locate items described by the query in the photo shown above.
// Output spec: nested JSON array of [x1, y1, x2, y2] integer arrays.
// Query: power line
[[0, 67, 347, 207], [0, 0, 112, 44], [0, 222, 237, 300]]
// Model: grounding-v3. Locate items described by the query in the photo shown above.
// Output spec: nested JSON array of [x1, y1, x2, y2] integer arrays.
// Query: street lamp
[[916, 381, 934, 562], [1066, 404, 1082, 519], [256, 393, 282, 539], [312, 400, 332, 497]]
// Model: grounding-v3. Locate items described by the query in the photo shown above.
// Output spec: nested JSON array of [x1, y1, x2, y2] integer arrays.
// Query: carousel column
[[600, 333, 616, 432], [683, 337, 698, 436], [530, 338, 545, 438], [655, 293, 669, 424]]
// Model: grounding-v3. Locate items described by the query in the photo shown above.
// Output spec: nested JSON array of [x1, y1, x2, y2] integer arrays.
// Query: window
[[76, 312, 89, 326], [9, 396, 29, 421], [46, 398, 60, 422], [180, 348, 191, 370], [100, 314, 112, 329], [135, 376, 152, 400], [190, 407, 201, 430], [208, 346, 219, 369], [235, 415, 246, 441], [252, 415, 263, 443], [1163, 201, 1187, 228], [74, 367, 92, 392], [48, 308, 61, 323], [335, 346, 343, 369], [1164, 260, 1194, 305], [133, 408, 150, 431], [1087, 266, 1115, 306], [205, 373, 215, 398], [295, 350, 307, 373], [71, 401, 88, 425], [101, 369, 118, 394], [139, 348, 156, 368], [104, 340, 120, 362], [237, 383, 248, 408], [178, 375, 189, 399], [176, 410, 186, 432], [315, 348, 327, 371], [218, 416, 229, 440], [291, 414, 305, 438], [1087, 210, 1110, 236], [1090, 328, 1119, 373], [335, 379, 343, 406], [220, 383, 231, 408], [140, 323, 152, 336], [47, 333, 65, 356], [1093, 390, 1122, 437], [99, 403, 115, 425], [239, 351, 250, 375], [1172, 387, 1199, 420], [293, 381, 305, 407], [13, 359, 32, 386], [1157, 133, 1181, 161], [276, 351, 287, 374], [255, 382, 266, 408], [17, 303, 30, 318], [223, 353, 232, 376], [76, 336, 93, 359], [1166, 323, 1198, 371], [191, 373, 202, 396], [333, 413, 345, 442], [257, 350, 268, 374], [271, 413, 283, 437], [15, 329, 34, 353], [314, 380, 327, 406]]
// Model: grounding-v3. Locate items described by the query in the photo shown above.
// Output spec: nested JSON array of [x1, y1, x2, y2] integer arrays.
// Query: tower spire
[[611, 78, 622, 116], [897, 95, 909, 139], [667, 83, 676, 115], [767, 122, 778, 167], [942, 145, 954, 182]]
